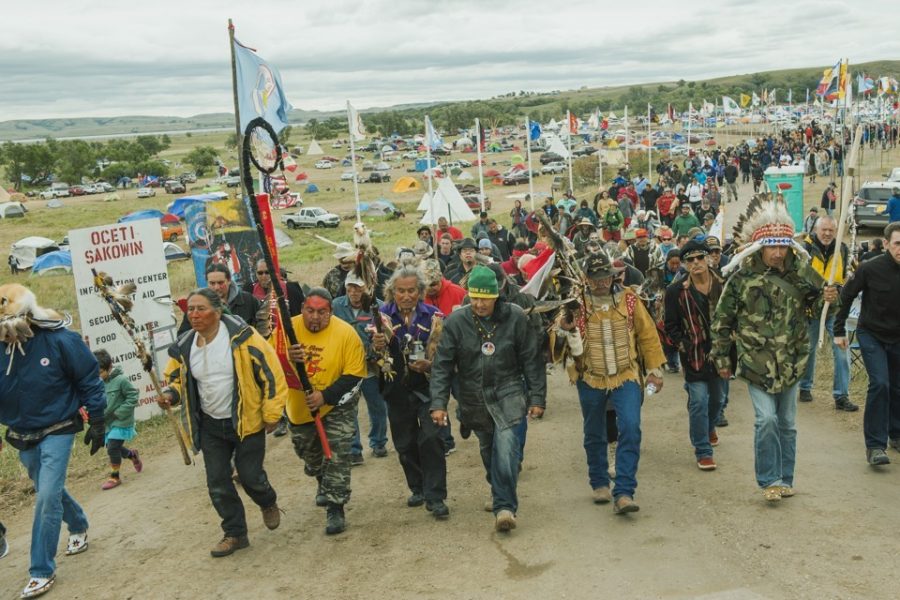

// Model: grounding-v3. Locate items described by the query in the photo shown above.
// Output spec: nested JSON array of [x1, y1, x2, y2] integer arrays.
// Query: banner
[[206, 198, 262, 288], [233, 37, 293, 133], [70, 219, 176, 421], [184, 200, 211, 286]]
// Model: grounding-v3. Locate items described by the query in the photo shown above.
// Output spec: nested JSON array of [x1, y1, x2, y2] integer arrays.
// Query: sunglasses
[[684, 255, 707, 263], [257, 270, 269, 275]]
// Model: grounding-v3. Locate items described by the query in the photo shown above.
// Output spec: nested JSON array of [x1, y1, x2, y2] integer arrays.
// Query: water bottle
[[645, 383, 657, 396]]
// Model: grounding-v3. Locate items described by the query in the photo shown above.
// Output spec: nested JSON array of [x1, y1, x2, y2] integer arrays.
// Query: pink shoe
[[101, 477, 121, 490], [130, 449, 143, 473]]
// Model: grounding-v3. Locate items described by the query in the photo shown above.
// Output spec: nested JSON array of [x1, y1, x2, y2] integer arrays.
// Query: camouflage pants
[[289, 398, 358, 506]]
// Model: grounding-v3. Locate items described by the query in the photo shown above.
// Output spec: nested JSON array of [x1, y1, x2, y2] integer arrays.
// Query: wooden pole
[[227, 19, 250, 202]]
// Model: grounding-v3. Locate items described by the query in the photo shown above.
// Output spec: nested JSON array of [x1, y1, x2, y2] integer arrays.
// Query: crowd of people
[[1, 125, 899, 598]]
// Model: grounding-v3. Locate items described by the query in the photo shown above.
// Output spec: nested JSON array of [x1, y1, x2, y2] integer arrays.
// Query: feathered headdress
[[722, 193, 808, 276], [0, 283, 72, 374]]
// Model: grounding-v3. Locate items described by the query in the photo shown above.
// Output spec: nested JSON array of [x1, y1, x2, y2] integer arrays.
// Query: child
[[94, 349, 143, 489]]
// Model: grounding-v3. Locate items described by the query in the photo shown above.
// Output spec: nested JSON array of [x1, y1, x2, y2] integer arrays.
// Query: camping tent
[[46, 199, 65, 209], [10, 236, 59, 269], [458, 171, 474, 181], [162, 242, 189, 261], [545, 134, 570, 159], [359, 200, 398, 217], [391, 176, 420, 193], [167, 192, 228, 219], [306, 140, 324, 155], [0, 187, 11, 202], [119, 209, 164, 223], [161, 213, 180, 224], [419, 177, 476, 224], [306, 184, 319, 193], [0, 202, 26, 218], [31, 250, 72, 275]]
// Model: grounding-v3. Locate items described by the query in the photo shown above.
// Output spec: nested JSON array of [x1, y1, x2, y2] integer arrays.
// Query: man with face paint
[[558, 251, 666, 515], [286, 288, 368, 535]]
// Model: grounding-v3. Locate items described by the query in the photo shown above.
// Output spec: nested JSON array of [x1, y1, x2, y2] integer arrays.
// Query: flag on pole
[[233, 38, 293, 133], [816, 60, 841, 97], [767, 89, 777, 105], [529, 120, 542, 141], [740, 94, 751, 108], [347, 101, 366, 141], [858, 73, 875, 95], [588, 110, 600, 130], [707, 210, 724, 243], [836, 61, 848, 100], [568, 111, 578, 134], [722, 96, 740, 115], [425, 116, 443, 150], [787, 89, 793, 103], [752, 92, 760, 107], [667, 104, 674, 122], [649, 105, 659, 123], [478, 121, 486, 152]]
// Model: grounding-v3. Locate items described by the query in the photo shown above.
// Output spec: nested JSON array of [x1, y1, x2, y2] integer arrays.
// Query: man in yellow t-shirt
[[287, 288, 367, 535]]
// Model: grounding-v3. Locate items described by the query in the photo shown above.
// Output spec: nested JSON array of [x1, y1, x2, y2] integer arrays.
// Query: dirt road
[[1, 364, 897, 599]]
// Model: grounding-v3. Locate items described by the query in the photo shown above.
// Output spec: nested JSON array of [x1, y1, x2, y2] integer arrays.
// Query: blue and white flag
[[233, 38, 293, 133], [425, 116, 443, 150], [529, 120, 542, 141]]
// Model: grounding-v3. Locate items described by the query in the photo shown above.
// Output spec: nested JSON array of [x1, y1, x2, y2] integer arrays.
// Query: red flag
[[569, 112, 578, 134], [479, 122, 486, 152], [667, 103, 674, 122]]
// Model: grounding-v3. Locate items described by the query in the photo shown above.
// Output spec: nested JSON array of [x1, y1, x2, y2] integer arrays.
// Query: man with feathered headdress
[[710, 194, 838, 503]]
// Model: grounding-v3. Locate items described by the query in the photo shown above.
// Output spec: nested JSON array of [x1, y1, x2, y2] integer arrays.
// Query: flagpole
[[687, 103, 692, 160], [525, 116, 535, 211], [347, 101, 362, 224], [475, 117, 485, 212], [624, 106, 629, 167], [647, 103, 652, 186], [227, 19, 250, 203], [425, 115, 437, 240], [566, 110, 574, 194]]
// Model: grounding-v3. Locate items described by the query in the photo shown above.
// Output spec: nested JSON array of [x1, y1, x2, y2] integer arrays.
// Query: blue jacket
[[887, 194, 900, 223], [0, 327, 106, 433], [332, 295, 383, 365]]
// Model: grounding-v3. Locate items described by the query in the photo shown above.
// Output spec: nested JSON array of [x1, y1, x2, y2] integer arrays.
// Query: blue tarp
[[31, 250, 72, 274], [167, 193, 228, 218], [118, 209, 164, 223], [306, 184, 319, 193]]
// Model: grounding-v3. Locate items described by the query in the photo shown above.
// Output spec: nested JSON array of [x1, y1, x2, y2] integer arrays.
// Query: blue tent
[[167, 192, 228, 218], [306, 184, 319, 193], [31, 250, 72, 276], [119, 209, 164, 223]]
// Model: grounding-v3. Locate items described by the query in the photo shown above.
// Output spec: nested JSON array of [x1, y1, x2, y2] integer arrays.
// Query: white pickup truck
[[280, 207, 340, 229]]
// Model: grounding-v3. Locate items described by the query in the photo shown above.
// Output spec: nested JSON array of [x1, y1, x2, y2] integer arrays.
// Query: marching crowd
[[2, 124, 899, 599]]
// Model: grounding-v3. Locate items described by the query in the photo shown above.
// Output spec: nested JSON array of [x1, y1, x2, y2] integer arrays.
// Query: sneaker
[[778, 486, 795, 498], [407, 493, 425, 507], [325, 503, 346, 535], [272, 419, 288, 437], [426, 500, 450, 518], [210, 535, 249, 557], [130, 449, 143, 473], [762, 486, 782, 502], [709, 431, 719, 447], [0, 531, 8, 560], [613, 496, 639, 514], [21, 575, 55, 598], [889, 438, 900, 453], [697, 457, 717, 471], [717, 414, 729, 427], [372, 446, 388, 458], [261, 504, 282, 530], [798, 389, 813, 403], [101, 477, 121, 490], [495, 510, 517, 532], [65, 531, 88, 555], [834, 396, 859, 412], [350, 454, 364, 466], [444, 445, 457, 457], [867, 448, 890, 466], [592, 486, 612, 504]]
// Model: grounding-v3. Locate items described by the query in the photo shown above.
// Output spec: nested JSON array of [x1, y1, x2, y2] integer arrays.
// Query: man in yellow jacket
[[286, 288, 367, 535], [799, 216, 858, 412], [162, 288, 287, 558]]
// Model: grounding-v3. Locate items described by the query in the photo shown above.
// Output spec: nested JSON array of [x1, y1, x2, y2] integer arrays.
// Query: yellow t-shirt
[[285, 316, 367, 424]]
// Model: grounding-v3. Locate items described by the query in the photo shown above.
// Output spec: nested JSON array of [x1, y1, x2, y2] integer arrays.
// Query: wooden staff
[[818, 124, 862, 348]]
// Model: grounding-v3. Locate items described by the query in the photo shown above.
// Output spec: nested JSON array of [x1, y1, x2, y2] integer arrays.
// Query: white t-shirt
[[189, 325, 235, 419]]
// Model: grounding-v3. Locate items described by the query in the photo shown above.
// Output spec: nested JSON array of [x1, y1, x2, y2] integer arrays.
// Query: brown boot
[[261, 504, 282, 530], [613, 495, 640, 514], [210, 535, 249, 557]]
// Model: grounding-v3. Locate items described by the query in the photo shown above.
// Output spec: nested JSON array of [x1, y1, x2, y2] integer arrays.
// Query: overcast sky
[[1, 0, 897, 122]]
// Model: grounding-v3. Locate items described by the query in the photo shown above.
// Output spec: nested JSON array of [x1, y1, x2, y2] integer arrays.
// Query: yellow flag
[[740, 94, 751, 107]]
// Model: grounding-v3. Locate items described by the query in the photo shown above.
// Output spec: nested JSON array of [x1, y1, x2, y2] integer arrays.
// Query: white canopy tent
[[419, 177, 476, 224], [10, 236, 59, 269]]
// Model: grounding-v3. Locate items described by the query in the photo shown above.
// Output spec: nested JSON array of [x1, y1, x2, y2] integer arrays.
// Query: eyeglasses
[[684, 255, 707, 263], [256, 270, 269, 275]]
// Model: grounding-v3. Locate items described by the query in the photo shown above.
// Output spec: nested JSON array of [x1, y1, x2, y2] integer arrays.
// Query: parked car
[[39, 189, 69, 199], [179, 172, 197, 183], [164, 180, 186, 194], [97, 182, 115, 192], [281, 207, 341, 229], [68, 185, 86, 196], [539, 152, 564, 165], [551, 176, 565, 192], [572, 146, 598, 156], [853, 181, 894, 228], [501, 171, 538, 186], [315, 160, 334, 169], [161, 223, 183, 242], [359, 172, 391, 183], [541, 162, 566, 174], [402, 151, 419, 159], [225, 176, 242, 187], [340, 171, 357, 181], [137, 187, 156, 198], [887, 167, 900, 183]]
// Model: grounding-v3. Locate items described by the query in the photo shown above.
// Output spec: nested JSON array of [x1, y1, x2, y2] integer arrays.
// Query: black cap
[[459, 238, 477, 251], [580, 251, 617, 279]]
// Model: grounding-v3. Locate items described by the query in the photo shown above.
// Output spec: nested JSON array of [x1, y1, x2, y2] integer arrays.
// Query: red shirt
[[424, 278, 467, 315], [438, 226, 463, 240]]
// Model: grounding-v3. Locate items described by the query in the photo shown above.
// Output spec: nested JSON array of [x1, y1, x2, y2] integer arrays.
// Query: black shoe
[[798, 390, 813, 403], [426, 500, 450, 518], [350, 454, 364, 466], [717, 414, 729, 427], [459, 423, 471, 440], [867, 448, 890, 466], [834, 396, 859, 412], [372, 446, 388, 458], [272, 419, 288, 437], [325, 503, 346, 535], [407, 493, 425, 507]]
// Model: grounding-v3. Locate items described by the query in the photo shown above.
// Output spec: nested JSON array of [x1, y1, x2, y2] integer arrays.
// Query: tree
[[55, 140, 97, 184], [135, 135, 167, 156], [225, 133, 238, 150], [184, 146, 218, 177]]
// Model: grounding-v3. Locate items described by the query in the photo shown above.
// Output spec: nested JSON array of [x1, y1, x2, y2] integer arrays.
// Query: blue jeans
[[352, 376, 389, 454], [474, 424, 522, 514], [576, 380, 642, 498], [856, 328, 900, 449], [686, 379, 725, 459], [747, 383, 798, 488], [19, 433, 89, 578], [799, 316, 849, 398]]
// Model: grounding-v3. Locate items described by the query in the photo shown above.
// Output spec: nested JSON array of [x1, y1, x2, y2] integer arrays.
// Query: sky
[[1, 0, 898, 122]]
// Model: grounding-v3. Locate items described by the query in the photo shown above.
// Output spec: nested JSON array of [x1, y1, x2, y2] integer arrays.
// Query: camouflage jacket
[[710, 251, 828, 393]]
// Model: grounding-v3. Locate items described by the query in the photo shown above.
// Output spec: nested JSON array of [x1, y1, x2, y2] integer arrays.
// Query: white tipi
[[306, 140, 324, 155], [419, 177, 476, 224]]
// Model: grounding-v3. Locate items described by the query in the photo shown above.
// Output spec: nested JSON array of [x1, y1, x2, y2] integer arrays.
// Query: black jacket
[[834, 253, 900, 344], [430, 302, 546, 431]]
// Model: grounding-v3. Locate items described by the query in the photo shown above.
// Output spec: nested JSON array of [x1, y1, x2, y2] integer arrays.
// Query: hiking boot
[[709, 431, 719, 447], [495, 510, 517, 532], [889, 438, 900, 453], [867, 448, 890, 466], [350, 454, 364, 466], [798, 389, 813, 403], [372, 446, 388, 458], [210, 535, 249, 557], [592, 487, 612, 504], [272, 419, 288, 437], [101, 477, 121, 490], [407, 493, 425, 507], [426, 500, 450, 518], [717, 413, 729, 427], [697, 457, 717, 471], [325, 503, 346, 535], [613, 496, 639, 514], [834, 396, 859, 412], [130, 449, 143, 473], [315, 480, 327, 507], [261, 504, 282, 530]]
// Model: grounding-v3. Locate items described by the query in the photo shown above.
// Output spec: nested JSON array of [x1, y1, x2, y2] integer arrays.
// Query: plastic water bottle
[[645, 383, 657, 396]]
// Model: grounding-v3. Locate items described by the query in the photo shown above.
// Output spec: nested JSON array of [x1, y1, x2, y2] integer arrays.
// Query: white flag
[[707, 210, 724, 242], [721, 96, 741, 115], [347, 101, 366, 142]]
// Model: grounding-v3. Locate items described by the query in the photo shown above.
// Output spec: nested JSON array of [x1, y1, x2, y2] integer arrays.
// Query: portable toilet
[[763, 166, 804, 231], [415, 158, 436, 173]]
